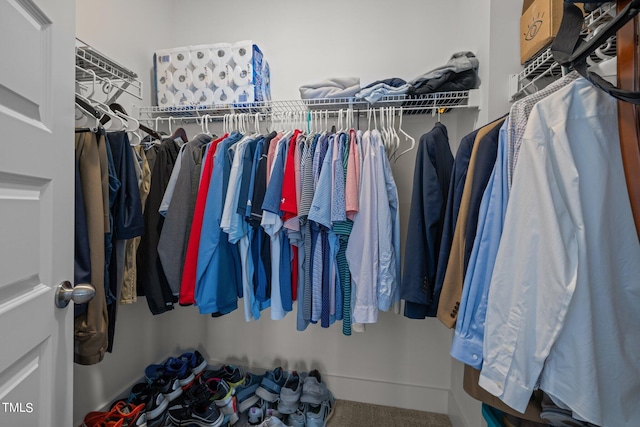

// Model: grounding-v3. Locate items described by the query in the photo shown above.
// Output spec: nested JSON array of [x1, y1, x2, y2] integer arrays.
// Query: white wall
[[73, 1, 523, 426]]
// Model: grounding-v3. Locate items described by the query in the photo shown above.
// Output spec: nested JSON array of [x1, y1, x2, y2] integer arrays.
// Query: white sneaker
[[288, 409, 306, 427]]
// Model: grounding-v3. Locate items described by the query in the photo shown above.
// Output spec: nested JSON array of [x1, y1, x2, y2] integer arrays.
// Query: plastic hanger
[[394, 107, 416, 161], [74, 100, 100, 132], [200, 114, 207, 135]]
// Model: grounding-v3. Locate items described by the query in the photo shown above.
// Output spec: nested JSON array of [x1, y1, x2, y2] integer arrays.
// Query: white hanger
[[379, 108, 390, 154], [200, 114, 206, 135], [395, 107, 416, 161], [86, 69, 97, 99], [113, 110, 140, 142], [115, 110, 139, 132], [75, 101, 100, 131], [155, 116, 162, 133], [168, 116, 174, 134]]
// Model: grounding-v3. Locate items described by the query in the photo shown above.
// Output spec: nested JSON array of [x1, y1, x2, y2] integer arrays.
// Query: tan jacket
[[437, 117, 505, 327]]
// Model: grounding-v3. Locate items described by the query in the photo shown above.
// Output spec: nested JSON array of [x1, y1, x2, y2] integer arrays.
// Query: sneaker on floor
[[151, 373, 183, 402], [145, 356, 195, 389], [305, 401, 331, 427], [167, 382, 212, 413], [287, 408, 306, 427], [278, 371, 302, 415], [200, 364, 245, 391], [299, 370, 330, 406], [248, 405, 264, 424], [255, 367, 287, 403], [205, 378, 239, 425], [263, 400, 283, 420], [236, 372, 264, 413], [109, 401, 147, 427], [167, 398, 224, 427], [82, 401, 146, 427], [127, 382, 168, 423], [178, 350, 208, 377]]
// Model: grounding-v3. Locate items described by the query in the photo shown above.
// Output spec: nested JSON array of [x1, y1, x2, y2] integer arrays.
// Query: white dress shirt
[[480, 78, 640, 427]]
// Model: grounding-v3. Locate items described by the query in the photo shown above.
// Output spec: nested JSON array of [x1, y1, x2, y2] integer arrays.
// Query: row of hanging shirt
[[150, 109, 409, 335], [401, 72, 640, 427]]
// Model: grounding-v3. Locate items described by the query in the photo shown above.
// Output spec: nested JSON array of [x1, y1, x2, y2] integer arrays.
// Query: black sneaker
[[178, 350, 208, 377], [200, 365, 245, 391], [152, 373, 183, 402], [168, 382, 212, 413], [127, 382, 168, 423], [168, 398, 224, 427]]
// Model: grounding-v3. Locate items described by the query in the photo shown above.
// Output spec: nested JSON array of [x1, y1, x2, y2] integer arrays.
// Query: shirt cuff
[[352, 304, 378, 324], [450, 330, 484, 370], [479, 366, 532, 413]]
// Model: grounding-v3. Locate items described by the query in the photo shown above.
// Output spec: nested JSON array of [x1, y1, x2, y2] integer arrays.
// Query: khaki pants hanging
[[74, 131, 109, 365]]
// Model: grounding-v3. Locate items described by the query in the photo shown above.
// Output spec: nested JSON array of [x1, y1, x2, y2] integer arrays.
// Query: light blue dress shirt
[[374, 132, 401, 311], [479, 79, 640, 427], [450, 118, 509, 368], [346, 130, 379, 323]]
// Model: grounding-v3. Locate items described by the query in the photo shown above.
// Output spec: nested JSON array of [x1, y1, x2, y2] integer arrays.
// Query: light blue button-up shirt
[[450, 118, 509, 368], [479, 79, 640, 427]]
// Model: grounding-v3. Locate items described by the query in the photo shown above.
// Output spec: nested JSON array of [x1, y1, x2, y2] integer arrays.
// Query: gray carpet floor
[[327, 400, 452, 427]]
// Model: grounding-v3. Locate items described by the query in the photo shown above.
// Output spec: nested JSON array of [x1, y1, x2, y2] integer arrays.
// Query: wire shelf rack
[[509, 2, 617, 101], [135, 89, 480, 123], [75, 38, 143, 103]]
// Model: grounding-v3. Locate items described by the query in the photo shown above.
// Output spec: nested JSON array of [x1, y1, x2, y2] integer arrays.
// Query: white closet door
[[0, 0, 75, 425]]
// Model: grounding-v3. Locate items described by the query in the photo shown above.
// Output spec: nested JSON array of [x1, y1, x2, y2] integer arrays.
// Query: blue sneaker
[[306, 401, 332, 427], [145, 356, 195, 388], [287, 409, 306, 427], [278, 371, 302, 414], [300, 370, 331, 406], [255, 367, 287, 403], [236, 373, 264, 413]]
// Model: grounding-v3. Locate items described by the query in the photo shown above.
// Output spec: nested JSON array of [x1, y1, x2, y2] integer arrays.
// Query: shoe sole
[[255, 387, 280, 402], [164, 386, 183, 402], [237, 395, 260, 413], [179, 372, 196, 388], [193, 359, 207, 375], [145, 398, 168, 422]]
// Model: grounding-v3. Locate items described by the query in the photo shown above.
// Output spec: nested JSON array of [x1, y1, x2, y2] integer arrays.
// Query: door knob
[[55, 281, 95, 308]]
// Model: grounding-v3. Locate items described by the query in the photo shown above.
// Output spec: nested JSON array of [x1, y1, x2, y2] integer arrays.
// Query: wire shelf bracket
[[75, 38, 143, 104]]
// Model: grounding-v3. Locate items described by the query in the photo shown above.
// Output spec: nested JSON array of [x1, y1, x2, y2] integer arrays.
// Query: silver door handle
[[55, 281, 95, 308]]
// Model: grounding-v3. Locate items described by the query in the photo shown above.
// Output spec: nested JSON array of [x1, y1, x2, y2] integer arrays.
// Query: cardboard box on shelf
[[520, 0, 564, 64]]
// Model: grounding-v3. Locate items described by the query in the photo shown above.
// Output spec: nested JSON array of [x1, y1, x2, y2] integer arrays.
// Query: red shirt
[[179, 134, 227, 305]]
